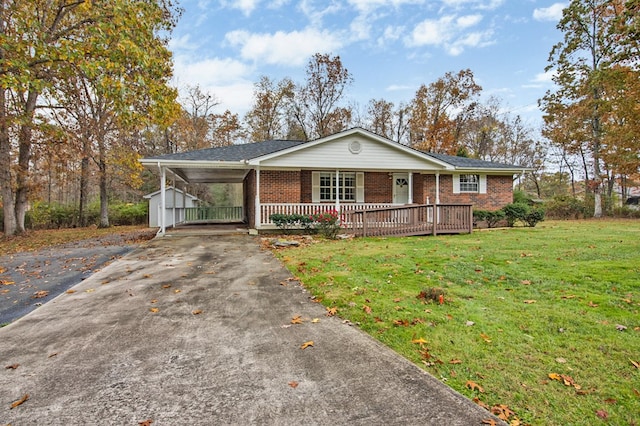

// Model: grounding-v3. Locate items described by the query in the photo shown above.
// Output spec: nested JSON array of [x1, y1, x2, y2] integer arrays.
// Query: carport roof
[[143, 139, 305, 162]]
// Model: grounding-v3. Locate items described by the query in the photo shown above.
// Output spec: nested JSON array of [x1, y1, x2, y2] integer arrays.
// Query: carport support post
[[254, 167, 261, 229], [160, 166, 166, 235]]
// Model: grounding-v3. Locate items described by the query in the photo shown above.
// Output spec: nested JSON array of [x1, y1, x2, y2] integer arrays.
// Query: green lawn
[[273, 220, 640, 425]]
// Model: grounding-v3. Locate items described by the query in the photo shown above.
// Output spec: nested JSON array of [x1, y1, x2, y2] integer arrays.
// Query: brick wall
[[365, 172, 393, 203], [436, 175, 513, 210], [260, 170, 302, 203]]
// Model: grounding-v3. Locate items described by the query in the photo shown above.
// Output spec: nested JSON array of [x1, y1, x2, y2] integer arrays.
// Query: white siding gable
[[257, 134, 447, 171]]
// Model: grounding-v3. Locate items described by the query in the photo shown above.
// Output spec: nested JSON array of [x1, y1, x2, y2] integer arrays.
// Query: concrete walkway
[[0, 235, 502, 425]]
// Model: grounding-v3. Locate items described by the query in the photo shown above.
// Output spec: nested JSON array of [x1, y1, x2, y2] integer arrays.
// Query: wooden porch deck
[[341, 204, 473, 237]]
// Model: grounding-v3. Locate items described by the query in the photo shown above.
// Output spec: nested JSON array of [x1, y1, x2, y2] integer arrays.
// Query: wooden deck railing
[[259, 203, 473, 237], [259, 203, 394, 226], [342, 204, 473, 237]]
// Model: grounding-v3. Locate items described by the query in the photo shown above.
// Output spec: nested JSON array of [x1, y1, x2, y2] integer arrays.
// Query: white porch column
[[335, 169, 340, 212], [182, 183, 186, 223], [408, 171, 413, 204], [435, 172, 441, 204], [254, 167, 261, 228], [172, 175, 176, 227], [160, 166, 166, 235]]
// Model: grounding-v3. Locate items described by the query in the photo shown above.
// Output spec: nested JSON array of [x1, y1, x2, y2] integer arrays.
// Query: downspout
[[435, 172, 441, 204]]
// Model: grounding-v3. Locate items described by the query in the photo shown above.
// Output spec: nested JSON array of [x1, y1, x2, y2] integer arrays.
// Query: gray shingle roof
[[144, 139, 305, 162], [143, 137, 524, 170], [426, 152, 524, 170]]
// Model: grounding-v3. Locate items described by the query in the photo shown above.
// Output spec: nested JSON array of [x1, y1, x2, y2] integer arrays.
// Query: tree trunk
[[14, 90, 39, 233], [78, 134, 91, 227], [97, 142, 109, 228], [0, 93, 17, 235]]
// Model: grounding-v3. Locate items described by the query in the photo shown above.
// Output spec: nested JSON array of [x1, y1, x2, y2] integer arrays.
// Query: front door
[[393, 173, 409, 204]]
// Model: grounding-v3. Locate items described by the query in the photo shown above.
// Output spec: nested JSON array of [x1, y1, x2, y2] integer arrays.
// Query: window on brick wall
[[312, 171, 364, 202], [453, 174, 487, 194]]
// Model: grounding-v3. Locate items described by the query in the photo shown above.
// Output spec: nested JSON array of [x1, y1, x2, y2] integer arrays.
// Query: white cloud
[[172, 56, 256, 114], [347, 0, 426, 13], [407, 14, 492, 55], [533, 3, 566, 22], [224, 28, 345, 66], [440, 0, 504, 11], [522, 69, 557, 88], [220, 0, 261, 16]]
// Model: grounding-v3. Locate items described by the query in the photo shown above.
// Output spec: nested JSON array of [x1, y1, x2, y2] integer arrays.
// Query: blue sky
[[169, 0, 567, 128]]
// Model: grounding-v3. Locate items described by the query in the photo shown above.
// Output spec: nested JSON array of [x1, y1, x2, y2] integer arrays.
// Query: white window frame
[[312, 171, 364, 202], [453, 174, 487, 194]]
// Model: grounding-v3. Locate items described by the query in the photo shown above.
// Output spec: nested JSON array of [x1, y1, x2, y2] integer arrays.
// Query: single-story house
[[140, 127, 529, 235], [143, 186, 198, 228]]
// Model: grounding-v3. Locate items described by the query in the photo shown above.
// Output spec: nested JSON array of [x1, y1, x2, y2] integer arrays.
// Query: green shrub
[[269, 213, 314, 233], [473, 209, 488, 223], [502, 203, 529, 227], [522, 206, 545, 227], [543, 196, 588, 219], [109, 202, 148, 226], [486, 210, 506, 228]]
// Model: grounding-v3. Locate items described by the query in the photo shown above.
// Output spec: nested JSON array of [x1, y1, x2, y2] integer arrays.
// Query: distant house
[[140, 128, 529, 235], [143, 186, 198, 228]]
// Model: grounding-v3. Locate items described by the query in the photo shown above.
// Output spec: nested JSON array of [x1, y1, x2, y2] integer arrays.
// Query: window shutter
[[452, 174, 460, 194], [312, 172, 320, 202], [356, 172, 365, 202], [479, 175, 487, 194]]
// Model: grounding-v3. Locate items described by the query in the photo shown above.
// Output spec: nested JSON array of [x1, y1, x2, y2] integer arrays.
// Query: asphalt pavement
[[0, 233, 504, 425]]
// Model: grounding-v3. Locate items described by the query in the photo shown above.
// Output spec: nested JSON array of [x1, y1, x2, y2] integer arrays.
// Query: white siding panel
[[260, 136, 443, 170]]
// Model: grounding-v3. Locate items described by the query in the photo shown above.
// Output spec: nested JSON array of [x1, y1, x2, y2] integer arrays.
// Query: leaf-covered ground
[[0, 226, 156, 325], [271, 220, 640, 425]]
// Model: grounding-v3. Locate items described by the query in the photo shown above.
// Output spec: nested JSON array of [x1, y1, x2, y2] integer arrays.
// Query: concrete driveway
[[0, 234, 502, 425]]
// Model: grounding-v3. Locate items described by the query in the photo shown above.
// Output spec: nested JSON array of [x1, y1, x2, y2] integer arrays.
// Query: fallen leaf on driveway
[[65, 289, 76, 294], [138, 420, 153, 426], [150, 307, 159, 313], [1, 279, 15, 285], [32, 290, 49, 299], [326, 307, 337, 316], [192, 309, 202, 315], [300, 341, 314, 349], [10, 394, 29, 409], [5, 364, 20, 369], [311, 318, 320, 323], [288, 381, 299, 388], [291, 315, 303, 324]]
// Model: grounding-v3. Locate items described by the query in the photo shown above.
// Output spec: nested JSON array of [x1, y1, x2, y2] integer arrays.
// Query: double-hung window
[[319, 172, 356, 201], [459, 174, 480, 192], [312, 171, 364, 203], [453, 174, 487, 194]]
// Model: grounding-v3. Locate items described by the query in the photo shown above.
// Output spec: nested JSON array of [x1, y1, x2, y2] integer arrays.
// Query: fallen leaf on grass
[[449, 359, 463, 364], [288, 381, 299, 388], [523, 299, 536, 304], [192, 309, 202, 315], [630, 359, 639, 369], [326, 307, 337, 317], [466, 380, 484, 393], [480, 333, 492, 343], [411, 337, 428, 345], [548, 373, 581, 389], [5, 364, 19, 369], [595, 409, 608, 419], [10, 394, 29, 409], [521, 280, 531, 285], [588, 301, 599, 308], [300, 341, 314, 350], [363, 305, 372, 314]]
